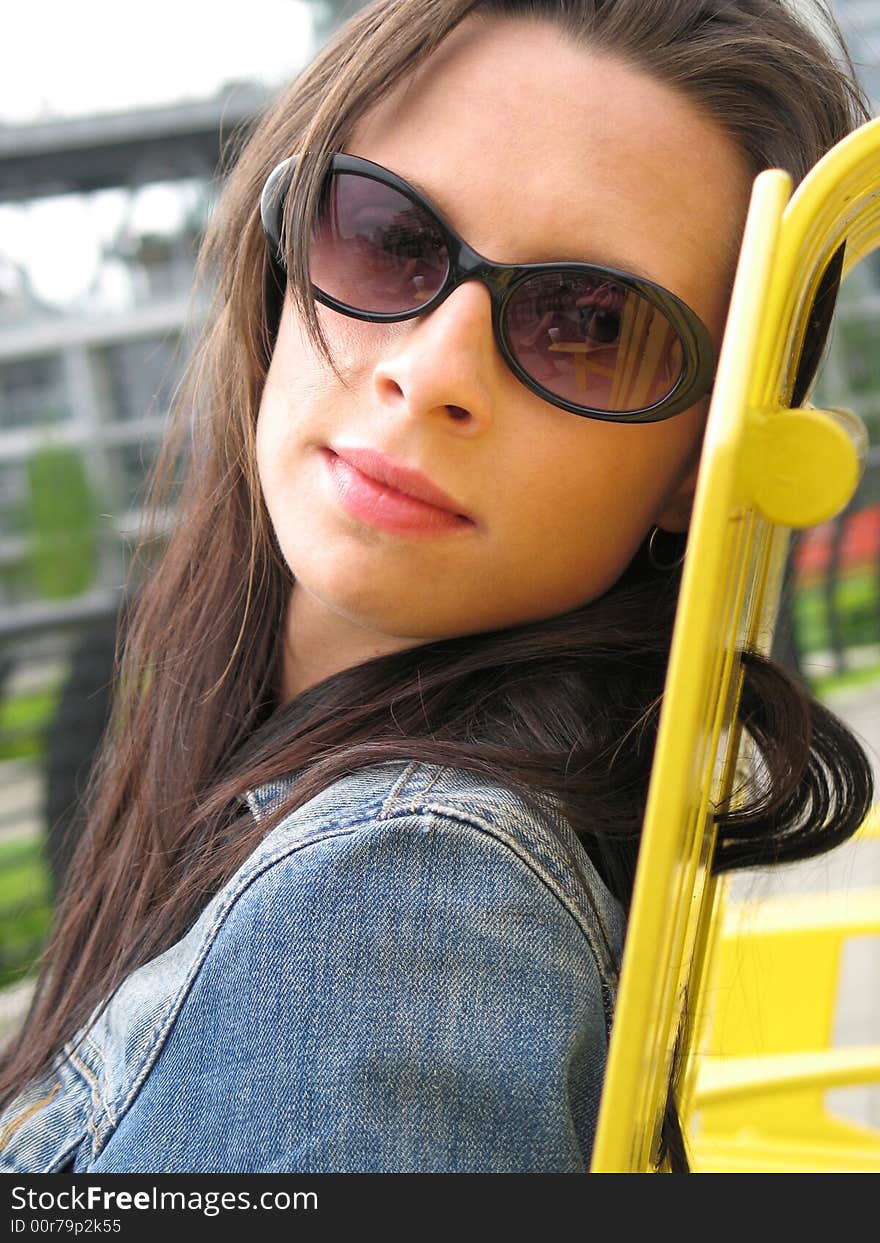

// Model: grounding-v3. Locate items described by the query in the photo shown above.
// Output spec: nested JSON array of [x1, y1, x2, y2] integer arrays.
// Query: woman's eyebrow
[[527, 243, 658, 280], [526, 239, 662, 280]]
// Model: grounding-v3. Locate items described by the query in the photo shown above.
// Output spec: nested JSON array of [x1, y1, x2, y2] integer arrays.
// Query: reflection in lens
[[505, 271, 684, 412], [310, 173, 449, 314]]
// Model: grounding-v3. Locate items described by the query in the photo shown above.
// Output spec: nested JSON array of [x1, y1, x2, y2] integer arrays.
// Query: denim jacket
[[0, 760, 625, 1174]]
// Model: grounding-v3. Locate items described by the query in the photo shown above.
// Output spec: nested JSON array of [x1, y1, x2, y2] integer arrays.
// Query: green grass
[[0, 683, 61, 761], [0, 838, 53, 990], [0, 848, 48, 906], [805, 660, 880, 698]]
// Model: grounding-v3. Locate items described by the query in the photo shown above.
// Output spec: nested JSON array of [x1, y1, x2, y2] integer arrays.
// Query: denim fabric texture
[[0, 760, 624, 1173]]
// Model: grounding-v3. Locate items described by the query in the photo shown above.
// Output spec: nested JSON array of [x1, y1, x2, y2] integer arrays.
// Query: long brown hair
[[2, 0, 874, 1173]]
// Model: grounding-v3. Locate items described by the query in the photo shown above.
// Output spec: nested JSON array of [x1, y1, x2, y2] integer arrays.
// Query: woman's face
[[256, 16, 753, 684]]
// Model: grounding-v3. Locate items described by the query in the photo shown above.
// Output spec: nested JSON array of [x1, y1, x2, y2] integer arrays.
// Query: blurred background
[[0, 0, 877, 1135]]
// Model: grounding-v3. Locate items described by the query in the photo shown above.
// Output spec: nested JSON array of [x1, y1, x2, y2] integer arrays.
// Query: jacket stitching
[[380, 761, 418, 817], [67, 1047, 116, 1131], [413, 765, 445, 800], [87, 1114, 101, 1157], [63, 1047, 102, 1157], [68, 1065, 109, 1159], [0, 1082, 61, 1153], [49, 1138, 84, 1174], [80, 1033, 121, 1130]]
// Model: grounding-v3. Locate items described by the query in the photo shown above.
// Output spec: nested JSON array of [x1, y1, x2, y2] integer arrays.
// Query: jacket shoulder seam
[[374, 796, 621, 983]]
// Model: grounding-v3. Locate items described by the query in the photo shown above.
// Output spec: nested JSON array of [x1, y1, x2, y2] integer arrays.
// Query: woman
[[0, 0, 874, 1173]]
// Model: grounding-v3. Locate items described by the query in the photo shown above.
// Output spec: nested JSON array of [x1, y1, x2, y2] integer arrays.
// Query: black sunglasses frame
[[260, 152, 718, 423]]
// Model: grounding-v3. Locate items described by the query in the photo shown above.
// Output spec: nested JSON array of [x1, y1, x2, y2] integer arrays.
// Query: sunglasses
[[260, 153, 717, 423]]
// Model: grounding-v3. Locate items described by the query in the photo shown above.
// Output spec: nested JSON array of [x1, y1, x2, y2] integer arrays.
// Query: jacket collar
[[239, 771, 299, 823]]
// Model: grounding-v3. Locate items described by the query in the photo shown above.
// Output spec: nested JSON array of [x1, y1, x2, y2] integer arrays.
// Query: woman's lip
[[320, 448, 476, 537], [329, 445, 472, 519]]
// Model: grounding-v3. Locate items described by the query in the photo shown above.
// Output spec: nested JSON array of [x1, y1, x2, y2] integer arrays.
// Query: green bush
[[792, 567, 879, 655], [25, 444, 102, 599]]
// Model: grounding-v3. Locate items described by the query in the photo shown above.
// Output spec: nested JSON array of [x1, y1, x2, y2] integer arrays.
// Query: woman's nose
[[371, 281, 498, 430]]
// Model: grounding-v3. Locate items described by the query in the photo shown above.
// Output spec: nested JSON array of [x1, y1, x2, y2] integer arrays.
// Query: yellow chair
[[687, 810, 880, 1172], [589, 116, 880, 1172]]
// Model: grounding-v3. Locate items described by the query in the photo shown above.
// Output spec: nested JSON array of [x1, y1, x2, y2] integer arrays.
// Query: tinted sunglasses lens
[[505, 271, 684, 414], [309, 172, 449, 315]]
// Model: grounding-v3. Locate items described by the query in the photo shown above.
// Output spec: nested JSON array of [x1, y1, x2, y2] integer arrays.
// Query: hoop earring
[[647, 525, 687, 572]]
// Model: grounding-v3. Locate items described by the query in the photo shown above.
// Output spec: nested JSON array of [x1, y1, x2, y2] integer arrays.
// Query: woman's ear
[[652, 452, 703, 534]]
